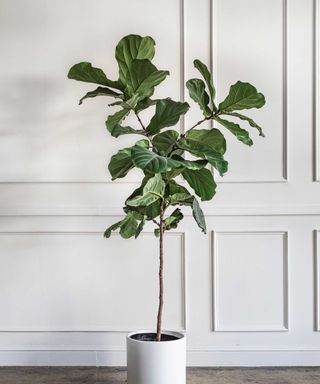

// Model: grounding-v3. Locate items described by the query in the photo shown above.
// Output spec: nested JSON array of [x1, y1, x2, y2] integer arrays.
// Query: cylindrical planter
[[127, 330, 186, 384]]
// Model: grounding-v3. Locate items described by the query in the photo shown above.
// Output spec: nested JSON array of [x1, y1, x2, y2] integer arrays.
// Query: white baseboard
[[1, 350, 320, 367]]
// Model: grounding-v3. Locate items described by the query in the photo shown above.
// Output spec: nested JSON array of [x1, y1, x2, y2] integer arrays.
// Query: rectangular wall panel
[[0, 232, 185, 331], [212, 0, 287, 182], [316, 230, 320, 330], [212, 231, 288, 331]]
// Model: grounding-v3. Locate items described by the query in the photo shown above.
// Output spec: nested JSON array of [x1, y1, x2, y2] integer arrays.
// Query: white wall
[[0, 0, 319, 366]]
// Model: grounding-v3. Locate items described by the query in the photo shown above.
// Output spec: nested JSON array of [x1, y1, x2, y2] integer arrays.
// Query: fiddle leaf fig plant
[[68, 34, 266, 342]]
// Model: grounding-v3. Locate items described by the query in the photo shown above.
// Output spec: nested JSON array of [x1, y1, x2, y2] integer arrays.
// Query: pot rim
[[127, 330, 185, 343]]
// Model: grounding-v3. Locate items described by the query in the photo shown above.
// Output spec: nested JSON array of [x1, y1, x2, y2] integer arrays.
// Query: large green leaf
[[193, 59, 216, 107], [215, 117, 253, 146], [166, 180, 190, 197], [119, 214, 139, 238], [115, 34, 156, 85], [109, 124, 145, 138], [177, 129, 228, 176], [108, 147, 133, 180], [180, 129, 226, 154], [68, 62, 123, 90], [125, 59, 169, 102], [146, 99, 189, 134], [171, 156, 208, 170], [219, 81, 265, 112], [105, 108, 130, 133], [131, 145, 182, 173], [136, 97, 159, 112], [104, 212, 138, 239], [78, 86, 122, 105], [127, 174, 165, 207], [186, 79, 211, 117], [152, 130, 179, 155], [223, 111, 265, 137], [108, 139, 149, 180], [182, 168, 216, 201]]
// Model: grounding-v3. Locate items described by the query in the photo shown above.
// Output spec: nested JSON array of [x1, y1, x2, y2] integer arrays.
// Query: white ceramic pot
[[127, 330, 186, 384]]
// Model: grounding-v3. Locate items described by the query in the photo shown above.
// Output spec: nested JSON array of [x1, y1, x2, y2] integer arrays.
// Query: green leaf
[[171, 156, 208, 170], [164, 181, 206, 233], [152, 130, 179, 155], [219, 81, 265, 112], [104, 212, 138, 239], [124, 177, 161, 219], [125, 59, 169, 103], [222, 111, 265, 137], [162, 167, 184, 180], [186, 79, 211, 117], [215, 117, 253, 146], [131, 145, 182, 173], [136, 97, 159, 112], [166, 180, 190, 197], [182, 168, 216, 201], [78, 86, 122, 105], [193, 59, 216, 107], [154, 208, 184, 236], [106, 108, 130, 133], [127, 174, 165, 207], [192, 197, 206, 233], [115, 34, 156, 85], [135, 218, 146, 238], [104, 221, 122, 238], [180, 129, 226, 154], [164, 208, 183, 230], [146, 99, 190, 134], [108, 147, 133, 180], [68, 62, 123, 90], [169, 192, 193, 205], [119, 214, 138, 239], [108, 140, 149, 180], [109, 124, 145, 138], [177, 129, 228, 176]]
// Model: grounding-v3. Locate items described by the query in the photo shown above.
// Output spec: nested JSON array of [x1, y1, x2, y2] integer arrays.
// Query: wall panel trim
[[0, 231, 187, 333], [210, 0, 288, 183], [211, 230, 289, 332]]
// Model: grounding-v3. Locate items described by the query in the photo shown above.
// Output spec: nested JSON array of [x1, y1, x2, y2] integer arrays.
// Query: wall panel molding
[[315, 230, 320, 330], [210, 0, 288, 183], [0, 231, 187, 333], [211, 230, 289, 332], [2, 204, 320, 217]]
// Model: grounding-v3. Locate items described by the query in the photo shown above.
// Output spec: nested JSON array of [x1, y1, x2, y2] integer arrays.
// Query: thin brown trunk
[[156, 202, 164, 341]]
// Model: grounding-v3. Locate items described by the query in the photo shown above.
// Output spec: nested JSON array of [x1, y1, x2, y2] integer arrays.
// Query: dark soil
[[130, 332, 179, 342]]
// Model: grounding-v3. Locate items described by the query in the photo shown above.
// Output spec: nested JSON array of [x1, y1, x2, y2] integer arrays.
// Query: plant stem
[[189, 116, 210, 130], [134, 111, 146, 130], [156, 201, 165, 341], [189, 111, 219, 130]]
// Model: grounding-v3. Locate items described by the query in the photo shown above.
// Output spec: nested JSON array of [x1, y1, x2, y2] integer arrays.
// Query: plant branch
[[189, 113, 213, 130], [134, 111, 146, 131], [152, 219, 160, 227], [156, 201, 165, 342]]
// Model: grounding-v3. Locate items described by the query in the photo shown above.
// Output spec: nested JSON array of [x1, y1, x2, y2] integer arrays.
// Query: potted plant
[[68, 34, 265, 384]]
